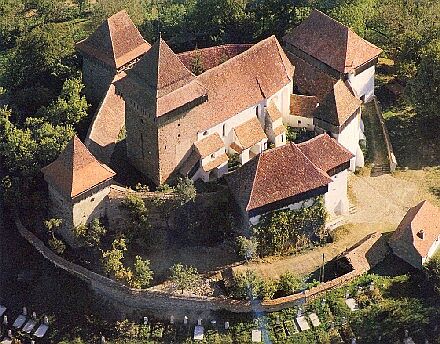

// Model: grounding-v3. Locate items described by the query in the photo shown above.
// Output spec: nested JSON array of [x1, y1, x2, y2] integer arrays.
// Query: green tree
[[38, 76, 89, 126], [425, 256, 440, 294], [235, 236, 258, 261], [175, 177, 197, 205], [5, 23, 76, 111], [277, 271, 302, 296], [406, 41, 440, 118], [102, 238, 133, 284], [131, 255, 154, 289], [190, 48, 205, 75], [169, 263, 201, 294], [73, 218, 107, 248], [231, 269, 276, 300], [44, 218, 66, 254]]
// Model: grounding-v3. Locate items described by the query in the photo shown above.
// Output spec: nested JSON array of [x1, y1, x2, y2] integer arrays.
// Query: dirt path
[[234, 173, 426, 279]]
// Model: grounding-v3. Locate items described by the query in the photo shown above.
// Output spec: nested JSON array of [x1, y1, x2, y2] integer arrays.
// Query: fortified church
[[42, 9, 382, 242]]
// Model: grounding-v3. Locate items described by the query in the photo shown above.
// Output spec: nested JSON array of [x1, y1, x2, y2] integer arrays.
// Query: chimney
[[418, 230, 425, 240]]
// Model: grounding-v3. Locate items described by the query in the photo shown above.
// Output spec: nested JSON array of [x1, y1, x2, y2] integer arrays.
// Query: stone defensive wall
[[16, 217, 386, 316], [372, 96, 397, 172]]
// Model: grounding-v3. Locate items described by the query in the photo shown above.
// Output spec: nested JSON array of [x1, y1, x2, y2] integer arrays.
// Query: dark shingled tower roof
[[42, 136, 115, 199], [76, 10, 150, 69]]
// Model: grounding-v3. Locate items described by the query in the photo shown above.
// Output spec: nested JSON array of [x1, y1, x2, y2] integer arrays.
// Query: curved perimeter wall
[[16, 218, 386, 316]]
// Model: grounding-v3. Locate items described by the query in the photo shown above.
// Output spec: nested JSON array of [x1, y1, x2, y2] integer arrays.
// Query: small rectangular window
[[222, 124, 226, 137]]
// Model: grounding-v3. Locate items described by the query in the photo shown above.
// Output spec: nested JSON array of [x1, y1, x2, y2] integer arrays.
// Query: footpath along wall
[[16, 218, 386, 316]]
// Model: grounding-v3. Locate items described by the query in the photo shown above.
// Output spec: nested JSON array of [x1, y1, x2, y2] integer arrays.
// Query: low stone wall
[[372, 96, 397, 172], [16, 218, 385, 317]]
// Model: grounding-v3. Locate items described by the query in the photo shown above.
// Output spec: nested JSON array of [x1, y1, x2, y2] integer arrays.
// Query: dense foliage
[[169, 263, 201, 294], [252, 197, 328, 256]]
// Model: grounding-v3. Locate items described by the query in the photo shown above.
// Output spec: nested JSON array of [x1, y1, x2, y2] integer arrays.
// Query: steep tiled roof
[[234, 117, 267, 150], [286, 52, 337, 101], [76, 10, 150, 69], [227, 143, 332, 212], [266, 101, 283, 122], [390, 200, 440, 258], [314, 80, 361, 127], [194, 133, 224, 158], [298, 134, 353, 173], [194, 36, 293, 132], [290, 94, 319, 118], [178, 44, 253, 71], [85, 75, 125, 163], [202, 153, 228, 172], [273, 125, 286, 137], [115, 38, 208, 118], [283, 10, 382, 73], [42, 136, 115, 199]]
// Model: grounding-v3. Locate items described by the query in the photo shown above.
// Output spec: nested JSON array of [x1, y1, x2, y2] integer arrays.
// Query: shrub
[[73, 218, 107, 248], [48, 237, 66, 255], [175, 177, 197, 205], [277, 271, 302, 296], [252, 197, 327, 256], [235, 236, 258, 261], [424, 256, 440, 294], [230, 270, 276, 300], [131, 256, 154, 289], [330, 225, 351, 243], [170, 263, 201, 294]]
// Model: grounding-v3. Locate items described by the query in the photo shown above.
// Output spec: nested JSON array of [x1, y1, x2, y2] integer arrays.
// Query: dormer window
[[417, 230, 425, 240], [203, 130, 208, 136]]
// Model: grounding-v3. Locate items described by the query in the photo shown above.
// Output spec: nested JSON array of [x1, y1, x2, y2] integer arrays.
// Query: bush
[[170, 263, 201, 294], [230, 270, 276, 300], [235, 236, 258, 261], [131, 256, 154, 289], [277, 271, 302, 296], [252, 197, 327, 256], [73, 218, 107, 248], [175, 177, 197, 205], [424, 256, 440, 294], [330, 225, 351, 243]]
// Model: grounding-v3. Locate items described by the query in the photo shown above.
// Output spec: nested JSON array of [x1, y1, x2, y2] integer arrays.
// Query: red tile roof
[[85, 76, 125, 163], [290, 94, 319, 118], [283, 10, 382, 73], [42, 136, 115, 199], [298, 134, 353, 173], [267, 101, 283, 122], [234, 117, 267, 150], [76, 10, 150, 69], [194, 133, 224, 158], [314, 80, 361, 126], [390, 200, 440, 258], [115, 38, 208, 118], [286, 52, 338, 101], [178, 44, 253, 71], [202, 153, 228, 172], [227, 143, 332, 212], [193, 36, 293, 132]]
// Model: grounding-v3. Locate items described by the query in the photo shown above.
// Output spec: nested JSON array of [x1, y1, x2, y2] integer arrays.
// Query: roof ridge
[[196, 36, 278, 78], [290, 142, 332, 180], [107, 16, 117, 65]]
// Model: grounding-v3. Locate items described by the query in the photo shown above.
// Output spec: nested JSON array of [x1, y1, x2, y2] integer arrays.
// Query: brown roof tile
[[283, 10, 382, 73], [227, 143, 332, 212], [234, 117, 267, 150], [115, 38, 208, 118], [194, 133, 224, 158], [193, 36, 293, 131], [273, 125, 286, 137], [314, 80, 361, 126], [202, 153, 228, 172], [76, 10, 150, 69], [286, 52, 338, 101], [85, 76, 125, 163], [42, 136, 115, 199], [266, 101, 283, 122], [178, 44, 253, 71], [290, 94, 319, 118], [390, 200, 440, 258], [298, 134, 353, 173]]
